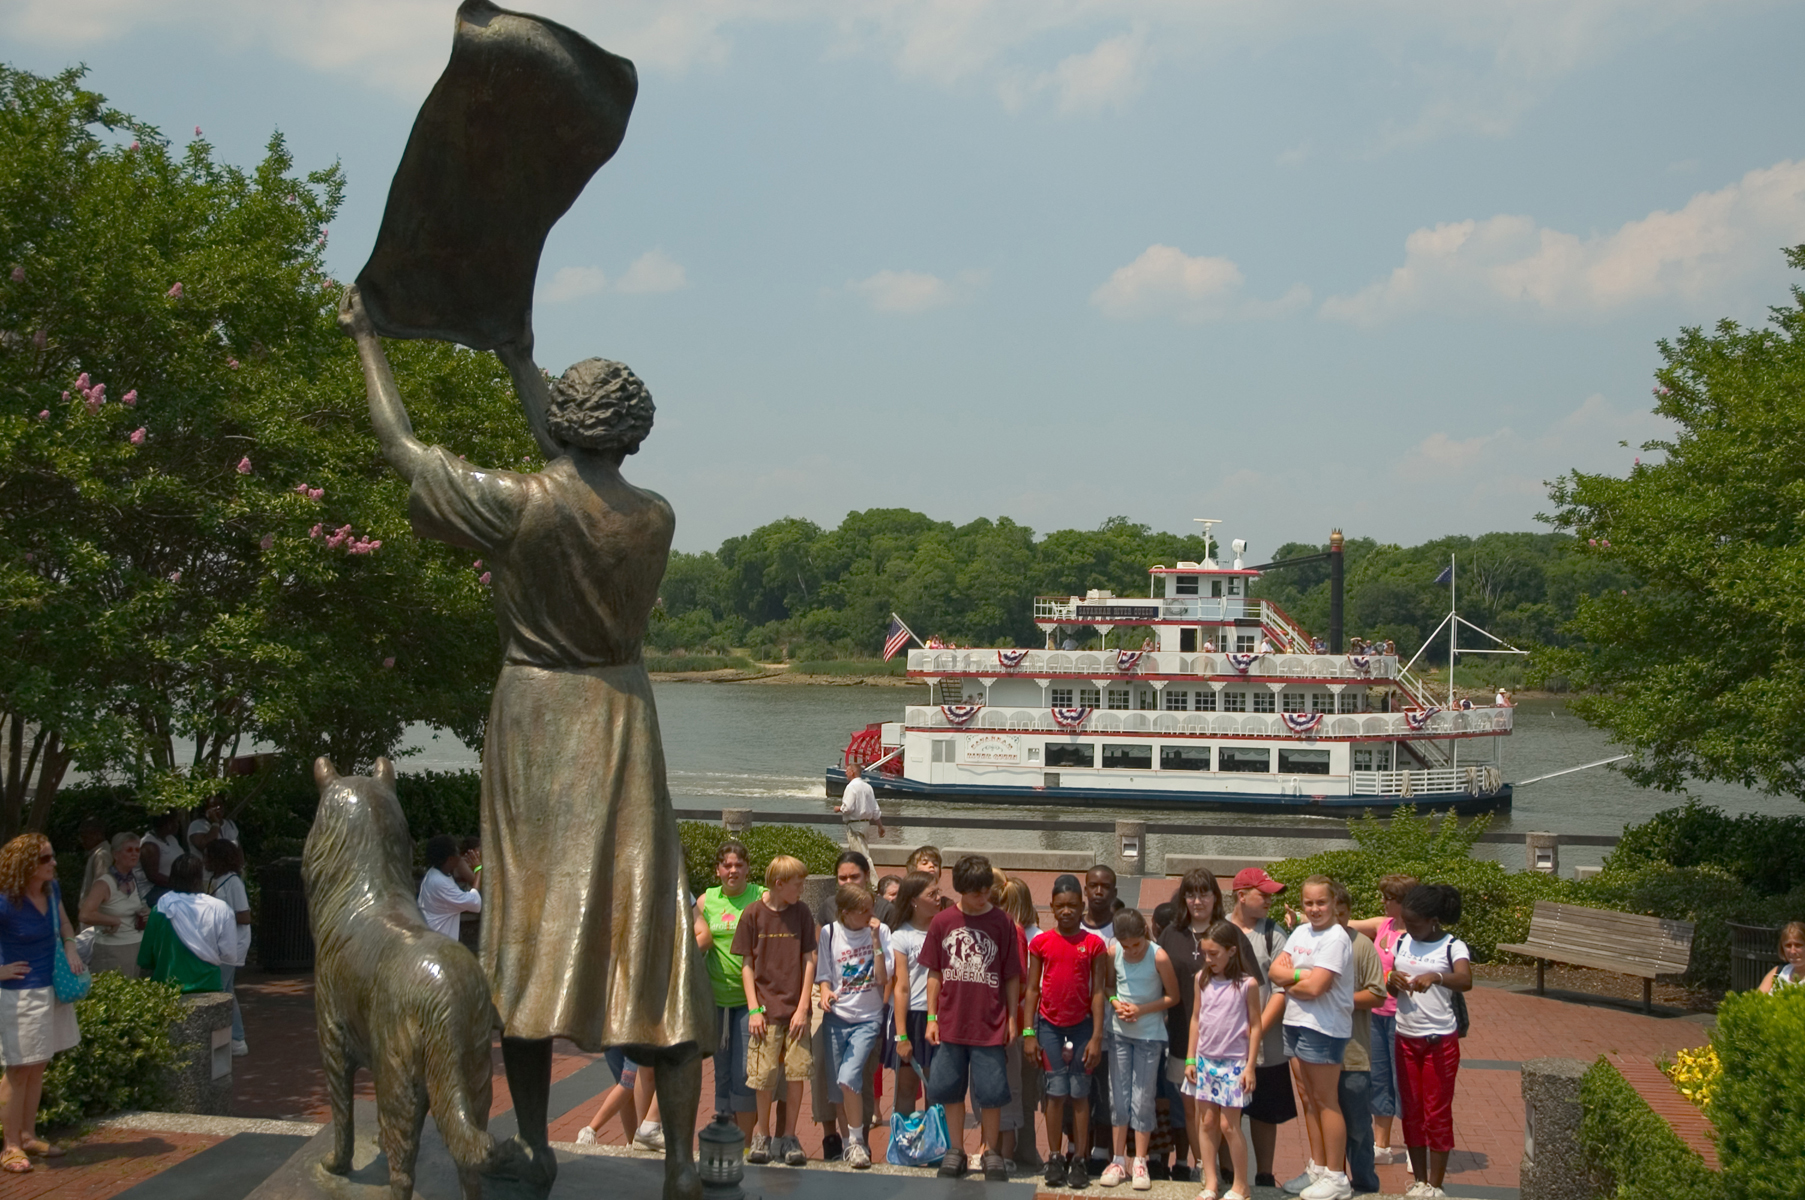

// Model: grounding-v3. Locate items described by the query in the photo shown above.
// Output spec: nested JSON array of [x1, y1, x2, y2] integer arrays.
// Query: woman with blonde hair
[[0, 833, 85, 1172], [79, 833, 148, 978]]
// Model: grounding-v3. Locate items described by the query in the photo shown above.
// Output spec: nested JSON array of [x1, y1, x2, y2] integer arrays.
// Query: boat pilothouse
[[827, 526, 1515, 814]]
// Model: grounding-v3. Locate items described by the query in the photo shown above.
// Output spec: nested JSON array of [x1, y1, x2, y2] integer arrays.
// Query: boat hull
[[825, 767, 1511, 816]]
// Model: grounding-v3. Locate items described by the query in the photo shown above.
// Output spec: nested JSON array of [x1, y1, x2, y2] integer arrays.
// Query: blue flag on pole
[[1434, 566, 1453, 585]]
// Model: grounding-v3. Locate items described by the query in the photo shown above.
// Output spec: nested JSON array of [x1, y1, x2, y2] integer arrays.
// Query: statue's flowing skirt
[[479, 660, 713, 1053]]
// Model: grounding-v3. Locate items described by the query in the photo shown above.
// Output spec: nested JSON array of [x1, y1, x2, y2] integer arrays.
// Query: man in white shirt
[[418, 834, 482, 940], [836, 765, 884, 859], [187, 795, 240, 860]]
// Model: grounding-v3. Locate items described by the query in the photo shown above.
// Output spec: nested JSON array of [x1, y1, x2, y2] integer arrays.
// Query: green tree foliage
[[1540, 248, 1805, 801], [1711, 988, 1805, 1198], [0, 66, 536, 835]]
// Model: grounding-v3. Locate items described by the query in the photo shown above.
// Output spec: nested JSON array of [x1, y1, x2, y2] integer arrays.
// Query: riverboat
[[826, 528, 1513, 814]]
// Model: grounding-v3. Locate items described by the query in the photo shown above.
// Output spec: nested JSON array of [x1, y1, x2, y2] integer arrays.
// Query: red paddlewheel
[[842, 725, 903, 775]]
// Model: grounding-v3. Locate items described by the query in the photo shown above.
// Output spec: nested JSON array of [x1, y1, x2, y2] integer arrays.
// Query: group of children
[[586, 840, 1476, 1200]]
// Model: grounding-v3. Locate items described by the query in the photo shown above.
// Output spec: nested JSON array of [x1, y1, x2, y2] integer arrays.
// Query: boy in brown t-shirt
[[731, 854, 818, 1166]]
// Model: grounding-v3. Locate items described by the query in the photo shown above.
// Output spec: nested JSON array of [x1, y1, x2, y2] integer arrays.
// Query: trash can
[[257, 857, 315, 971], [1728, 921, 1781, 992]]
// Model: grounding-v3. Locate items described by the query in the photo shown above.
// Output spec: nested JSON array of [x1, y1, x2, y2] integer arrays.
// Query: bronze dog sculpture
[[304, 756, 498, 1199]]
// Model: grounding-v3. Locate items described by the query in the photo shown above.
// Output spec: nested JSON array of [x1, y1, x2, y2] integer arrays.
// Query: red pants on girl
[[1395, 1033, 1460, 1151]]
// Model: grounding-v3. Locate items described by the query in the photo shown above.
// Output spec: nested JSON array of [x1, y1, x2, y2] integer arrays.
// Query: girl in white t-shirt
[[888, 871, 941, 1114], [1385, 884, 1471, 1198], [1759, 921, 1805, 993], [1270, 876, 1356, 1200]]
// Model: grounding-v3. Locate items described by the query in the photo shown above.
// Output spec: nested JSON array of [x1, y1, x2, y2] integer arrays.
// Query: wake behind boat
[[826, 527, 1514, 815]]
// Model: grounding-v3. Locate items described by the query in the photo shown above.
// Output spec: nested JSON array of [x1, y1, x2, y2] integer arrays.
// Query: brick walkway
[[0, 899, 1717, 1200]]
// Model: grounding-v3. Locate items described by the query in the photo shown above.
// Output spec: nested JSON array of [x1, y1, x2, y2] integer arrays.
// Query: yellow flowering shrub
[[1664, 1045, 1721, 1111]]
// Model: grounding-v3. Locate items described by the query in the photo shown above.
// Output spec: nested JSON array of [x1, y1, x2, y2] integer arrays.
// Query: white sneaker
[[1405, 1185, 1445, 1198], [1100, 1160, 1128, 1187], [231, 1038, 249, 1057], [1131, 1157, 1151, 1190], [1299, 1172, 1353, 1200], [1371, 1146, 1394, 1165], [575, 1126, 598, 1145], [1283, 1162, 1324, 1194], [633, 1122, 665, 1153]]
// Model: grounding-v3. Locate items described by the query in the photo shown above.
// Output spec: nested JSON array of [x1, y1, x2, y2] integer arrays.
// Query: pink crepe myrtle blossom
[[10, 266, 24, 282], [236, 456, 252, 474], [122, 389, 138, 406], [294, 483, 309, 495], [309, 524, 323, 538], [129, 141, 139, 151], [194, 126, 202, 136], [166, 282, 183, 299], [382, 656, 396, 669], [168, 570, 182, 583], [75, 373, 90, 389], [91, 383, 105, 401], [85, 393, 102, 414], [479, 571, 492, 586], [308, 487, 323, 501], [61, 391, 69, 401], [37, 410, 49, 421], [227, 357, 240, 369], [259, 533, 275, 551], [472, 560, 483, 570], [129, 427, 146, 445]]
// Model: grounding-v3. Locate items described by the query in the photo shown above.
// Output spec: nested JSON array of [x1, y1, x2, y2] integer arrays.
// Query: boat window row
[[1171, 576, 1240, 597], [1030, 687, 1365, 714], [1040, 742, 1333, 775]]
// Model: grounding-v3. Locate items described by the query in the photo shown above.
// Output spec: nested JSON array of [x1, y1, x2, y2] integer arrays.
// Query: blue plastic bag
[[886, 1064, 950, 1167]]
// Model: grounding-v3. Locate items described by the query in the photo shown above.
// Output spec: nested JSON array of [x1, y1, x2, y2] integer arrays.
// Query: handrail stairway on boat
[[1256, 600, 1316, 654]]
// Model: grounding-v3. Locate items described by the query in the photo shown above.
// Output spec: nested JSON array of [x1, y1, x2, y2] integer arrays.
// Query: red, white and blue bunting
[[1051, 707, 1092, 730], [997, 649, 1030, 670], [1347, 654, 1371, 673], [1115, 650, 1143, 672], [1282, 712, 1324, 735], [1404, 707, 1441, 732], [940, 704, 983, 728], [1227, 652, 1261, 673]]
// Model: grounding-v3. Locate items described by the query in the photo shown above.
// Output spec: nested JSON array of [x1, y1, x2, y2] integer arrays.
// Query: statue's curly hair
[[545, 358, 654, 455], [0, 833, 49, 903]]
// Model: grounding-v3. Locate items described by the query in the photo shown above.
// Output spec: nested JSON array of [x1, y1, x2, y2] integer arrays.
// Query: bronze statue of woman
[[340, 285, 711, 1199]]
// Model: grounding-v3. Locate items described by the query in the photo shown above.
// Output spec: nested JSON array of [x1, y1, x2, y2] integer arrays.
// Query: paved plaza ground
[[0, 874, 1715, 1200]]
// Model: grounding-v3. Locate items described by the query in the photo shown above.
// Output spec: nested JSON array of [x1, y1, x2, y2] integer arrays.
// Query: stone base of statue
[[246, 1100, 559, 1200]]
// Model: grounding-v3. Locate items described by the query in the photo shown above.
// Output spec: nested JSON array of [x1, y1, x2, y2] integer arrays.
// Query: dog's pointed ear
[[373, 756, 395, 783], [314, 757, 338, 787]]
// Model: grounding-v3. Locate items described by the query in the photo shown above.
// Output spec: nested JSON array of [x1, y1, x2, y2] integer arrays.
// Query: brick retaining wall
[[1604, 1052, 1719, 1169]]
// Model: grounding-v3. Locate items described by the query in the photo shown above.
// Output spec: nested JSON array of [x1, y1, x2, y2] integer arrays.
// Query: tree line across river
[[651, 515, 1633, 669]]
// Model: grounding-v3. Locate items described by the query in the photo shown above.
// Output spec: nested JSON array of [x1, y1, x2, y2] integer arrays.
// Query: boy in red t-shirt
[[1026, 874, 1108, 1189], [921, 855, 1022, 1183]]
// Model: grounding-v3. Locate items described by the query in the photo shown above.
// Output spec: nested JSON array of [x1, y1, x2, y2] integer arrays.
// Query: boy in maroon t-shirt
[[921, 854, 1021, 1182], [1026, 874, 1108, 1189]]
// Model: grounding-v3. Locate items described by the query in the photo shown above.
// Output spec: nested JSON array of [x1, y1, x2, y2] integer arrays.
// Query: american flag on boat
[[882, 614, 915, 661], [1051, 707, 1092, 730], [940, 704, 983, 728], [1283, 712, 1324, 735], [1405, 707, 1441, 732], [1227, 652, 1261, 673], [1115, 650, 1143, 672], [997, 649, 1030, 670], [1347, 654, 1371, 673]]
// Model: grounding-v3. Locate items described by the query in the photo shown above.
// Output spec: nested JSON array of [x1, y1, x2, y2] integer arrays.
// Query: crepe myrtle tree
[[1537, 246, 1805, 802], [0, 66, 537, 836]]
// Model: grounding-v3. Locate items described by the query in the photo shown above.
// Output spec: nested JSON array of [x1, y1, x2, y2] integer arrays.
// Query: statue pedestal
[[246, 1100, 579, 1200]]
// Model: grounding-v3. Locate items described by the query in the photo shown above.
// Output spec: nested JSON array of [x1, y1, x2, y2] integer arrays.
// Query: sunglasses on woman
[[37, 853, 54, 864]]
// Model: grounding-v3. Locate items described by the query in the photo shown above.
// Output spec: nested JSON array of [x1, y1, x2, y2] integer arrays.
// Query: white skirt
[[0, 985, 81, 1067]]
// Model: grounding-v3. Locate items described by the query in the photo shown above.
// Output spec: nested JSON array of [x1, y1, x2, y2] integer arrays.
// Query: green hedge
[[1610, 801, 1805, 895], [1580, 1056, 1724, 1200], [40, 974, 186, 1127], [677, 821, 844, 898], [1579, 860, 1805, 988], [1711, 988, 1805, 1196]]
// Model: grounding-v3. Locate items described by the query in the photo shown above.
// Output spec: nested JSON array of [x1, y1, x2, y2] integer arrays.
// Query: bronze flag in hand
[[356, 0, 637, 350]]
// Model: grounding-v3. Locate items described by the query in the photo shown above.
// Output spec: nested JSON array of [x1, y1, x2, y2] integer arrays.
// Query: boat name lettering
[[1075, 604, 1159, 621], [962, 734, 1023, 765]]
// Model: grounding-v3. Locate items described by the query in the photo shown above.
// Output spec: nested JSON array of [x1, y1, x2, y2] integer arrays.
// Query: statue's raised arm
[[339, 285, 428, 481]]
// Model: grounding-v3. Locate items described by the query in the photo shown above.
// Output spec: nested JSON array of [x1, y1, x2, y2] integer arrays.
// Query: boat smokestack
[[1329, 528, 1344, 653]]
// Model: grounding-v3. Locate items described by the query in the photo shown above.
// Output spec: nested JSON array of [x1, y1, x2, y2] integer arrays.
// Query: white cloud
[[1396, 394, 1673, 500], [616, 249, 688, 294], [1322, 159, 1805, 326], [542, 266, 608, 303], [1090, 245, 1309, 322], [11, 0, 1750, 127], [849, 268, 987, 314]]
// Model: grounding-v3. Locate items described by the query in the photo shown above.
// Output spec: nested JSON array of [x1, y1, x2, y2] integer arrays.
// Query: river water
[[396, 682, 1793, 873]]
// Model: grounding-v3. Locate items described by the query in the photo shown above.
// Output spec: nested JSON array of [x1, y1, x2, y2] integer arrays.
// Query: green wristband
[[1022, 1029, 1037, 1038], [749, 1006, 766, 1015], [1185, 1057, 1198, 1066], [1109, 995, 1120, 1004], [926, 1014, 938, 1022], [896, 1033, 910, 1043]]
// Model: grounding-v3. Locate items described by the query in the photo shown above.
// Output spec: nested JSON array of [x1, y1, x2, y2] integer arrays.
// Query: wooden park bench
[[1498, 901, 1694, 1014]]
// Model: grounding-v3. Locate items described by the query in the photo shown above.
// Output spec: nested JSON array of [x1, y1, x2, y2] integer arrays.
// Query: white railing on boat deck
[[907, 648, 1403, 681], [1352, 766, 1505, 796], [904, 705, 1514, 738]]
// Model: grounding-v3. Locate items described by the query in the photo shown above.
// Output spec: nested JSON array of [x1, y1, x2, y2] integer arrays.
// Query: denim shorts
[[1035, 1016, 1095, 1099], [1283, 1024, 1351, 1066], [824, 1013, 884, 1093], [1369, 1013, 1398, 1117], [927, 1040, 1010, 1111]]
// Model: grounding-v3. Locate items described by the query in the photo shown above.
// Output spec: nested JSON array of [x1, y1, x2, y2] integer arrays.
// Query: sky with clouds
[[12, 0, 1805, 555]]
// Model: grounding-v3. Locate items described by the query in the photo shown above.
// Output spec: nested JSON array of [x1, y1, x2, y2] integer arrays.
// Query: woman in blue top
[[0, 833, 85, 1173]]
